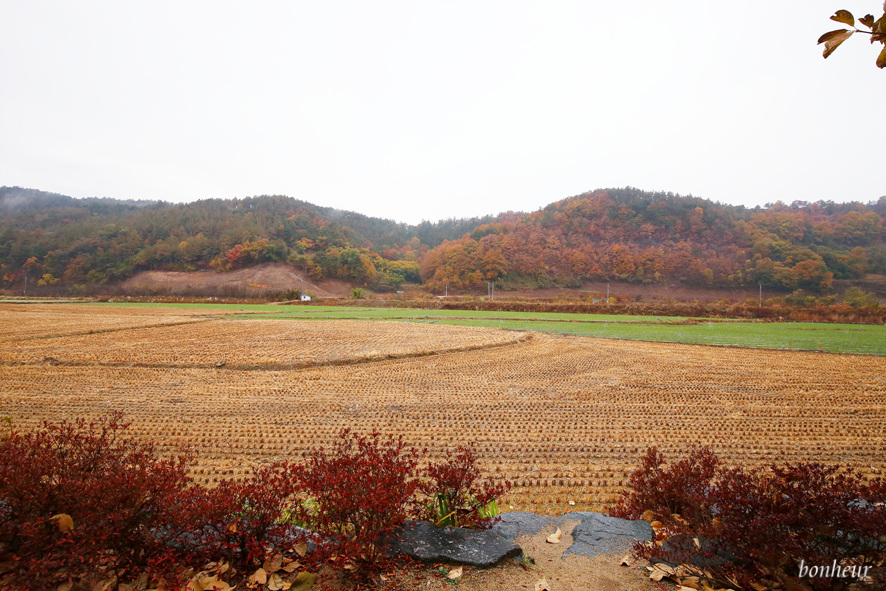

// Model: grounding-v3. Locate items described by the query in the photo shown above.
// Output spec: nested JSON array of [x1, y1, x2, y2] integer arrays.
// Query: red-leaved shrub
[[164, 461, 303, 570], [609, 446, 886, 591], [293, 430, 423, 569], [0, 413, 192, 590], [420, 444, 510, 528], [0, 417, 513, 586], [609, 445, 718, 526]]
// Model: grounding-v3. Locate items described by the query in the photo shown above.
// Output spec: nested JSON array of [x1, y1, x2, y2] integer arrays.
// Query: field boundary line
[[2, 317, 219, 343], [227, 311, 756, 325], [547, 333, 886, 358], [0, 331, 534, 371]]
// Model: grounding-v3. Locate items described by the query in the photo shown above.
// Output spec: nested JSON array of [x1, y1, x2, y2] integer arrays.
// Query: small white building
[[300, 294, 312, 302]]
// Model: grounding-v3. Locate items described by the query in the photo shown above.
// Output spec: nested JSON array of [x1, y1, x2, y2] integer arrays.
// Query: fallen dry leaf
[[268, 572, 285, 591], [249, 567, 268, 586], [290, 572, 318, 591], [447, 566, 463, 580], [546, 527, 562, 544], [535, 577, 550, 591], [51, 513, 74, 533], [197, 574, 231, 591], [264, 552, 284, 573]]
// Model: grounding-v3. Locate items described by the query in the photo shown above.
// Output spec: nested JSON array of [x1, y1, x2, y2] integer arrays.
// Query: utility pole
[[759, 283, 762, 307], [606, 282, 610, 304]]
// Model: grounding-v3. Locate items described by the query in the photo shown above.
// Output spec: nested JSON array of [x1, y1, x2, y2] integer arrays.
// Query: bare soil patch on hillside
[[121, 263, 350, 297]]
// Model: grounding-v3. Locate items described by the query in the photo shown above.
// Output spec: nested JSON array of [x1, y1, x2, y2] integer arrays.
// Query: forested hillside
[[1, 186, 884, 294], [422, 188, 886, 292]]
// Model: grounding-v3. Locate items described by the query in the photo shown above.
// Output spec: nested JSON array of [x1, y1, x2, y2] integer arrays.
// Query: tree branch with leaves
[[818, 5, 886, 67]]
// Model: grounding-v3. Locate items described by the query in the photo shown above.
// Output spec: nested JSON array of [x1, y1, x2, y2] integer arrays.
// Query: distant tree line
[[1, 186, 884, 294]]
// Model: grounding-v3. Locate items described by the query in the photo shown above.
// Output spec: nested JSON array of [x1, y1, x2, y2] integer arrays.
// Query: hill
[[2, 186, 884, 296], [421, 188, 886, 293]]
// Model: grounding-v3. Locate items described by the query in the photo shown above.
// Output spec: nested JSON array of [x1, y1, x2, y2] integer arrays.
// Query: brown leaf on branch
[[818, 29, 855, 58], [871, 14, 886, 42], [831, 10, 855, 26]]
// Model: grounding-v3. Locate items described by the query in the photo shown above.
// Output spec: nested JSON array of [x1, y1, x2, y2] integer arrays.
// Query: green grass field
[[90, 302, 886, 356]]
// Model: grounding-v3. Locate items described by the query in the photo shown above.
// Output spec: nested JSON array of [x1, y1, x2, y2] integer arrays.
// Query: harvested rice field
[[1, 303, 885, 515], [0, 303, 211, 341], [0, 315, 528, 369]]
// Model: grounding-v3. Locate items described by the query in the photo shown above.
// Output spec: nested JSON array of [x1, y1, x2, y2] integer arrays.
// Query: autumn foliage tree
[[818, 6, 886, 68], [420, 190, 884, 293]]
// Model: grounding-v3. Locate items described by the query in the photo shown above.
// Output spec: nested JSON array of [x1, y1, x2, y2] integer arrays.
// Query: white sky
[[1, 1, 884, 224]]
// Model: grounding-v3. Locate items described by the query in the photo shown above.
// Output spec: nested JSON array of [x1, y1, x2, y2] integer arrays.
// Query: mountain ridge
[[2, 185, 884, 295]]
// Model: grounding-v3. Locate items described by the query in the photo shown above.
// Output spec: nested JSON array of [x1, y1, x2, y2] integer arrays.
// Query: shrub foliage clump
[[0, 416, 509, 589], [420, 444, 510, 529], [293, 429, 424, 568], [0, 412, 192, 588], [609, 446, 886, 591]]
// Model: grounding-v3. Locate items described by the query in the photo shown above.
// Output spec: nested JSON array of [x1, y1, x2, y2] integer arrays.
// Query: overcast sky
[[1, 1, 884, 224]]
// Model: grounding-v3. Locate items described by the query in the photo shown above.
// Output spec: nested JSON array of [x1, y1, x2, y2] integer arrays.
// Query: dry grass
[[1, 304, 884, 515], [0, 316, 528, 368], [0, 303, 211, 341]]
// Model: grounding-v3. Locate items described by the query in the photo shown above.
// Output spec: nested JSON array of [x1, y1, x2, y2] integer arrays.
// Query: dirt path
[[320, 521, 662, 591]]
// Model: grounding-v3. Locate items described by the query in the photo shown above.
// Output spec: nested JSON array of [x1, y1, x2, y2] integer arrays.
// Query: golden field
[[1, 304, 884, 514]]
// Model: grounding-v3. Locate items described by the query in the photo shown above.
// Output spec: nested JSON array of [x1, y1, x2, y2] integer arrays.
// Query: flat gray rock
[[390, 512, 652, 566], [390, 520, 523, 567], [491, 511, 562, 539], [563, 513, 654, 558]]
